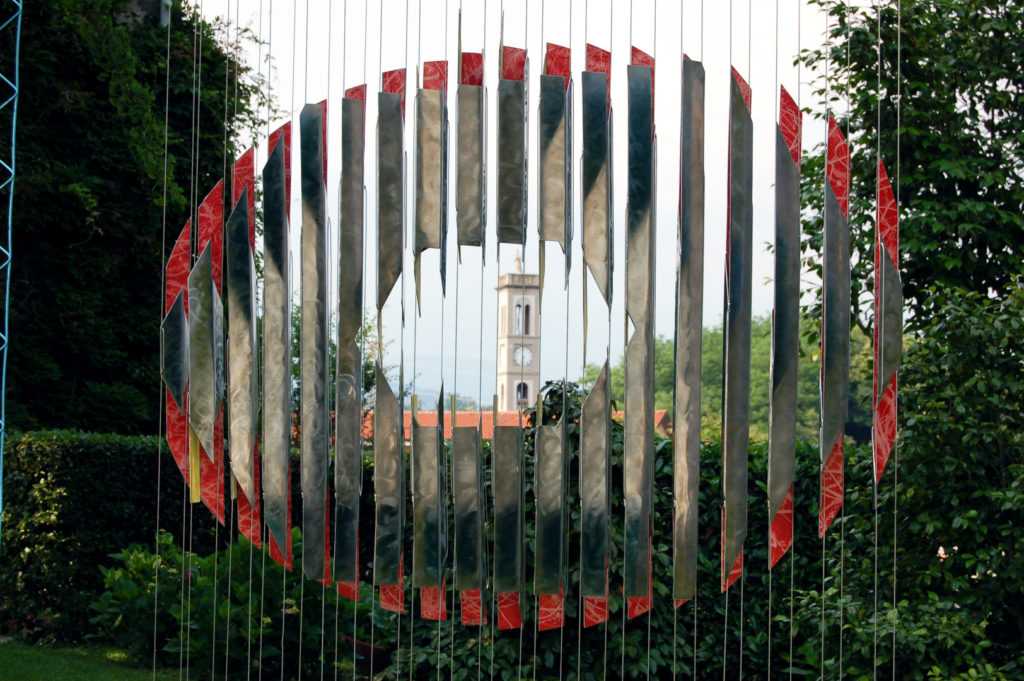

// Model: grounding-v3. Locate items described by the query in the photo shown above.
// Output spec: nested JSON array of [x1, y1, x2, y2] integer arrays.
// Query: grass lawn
[[0, 641, 178, 681]]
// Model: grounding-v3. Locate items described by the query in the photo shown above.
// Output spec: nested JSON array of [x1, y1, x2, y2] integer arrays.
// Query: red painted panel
[[545, 42, 571, 81], [423, 60, 448, 91], [779, 86, 802, 166], [818, 441, 844, 537], [497, 591, 521, 630], [461, 589, 486, 626], [769, 484, 794, 568], [583, 596, 609, 627], [231, 147, 256, 248], [268, 122, 293, 209], [502, 46, 527, 81], [197, 181, 224, 293], [731, 67, 752, 114], [460, 52, 483, 86], [827, 117, 850, 218], [421, 584, 448, 620]]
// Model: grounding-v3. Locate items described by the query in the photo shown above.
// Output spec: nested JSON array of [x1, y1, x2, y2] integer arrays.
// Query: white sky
[[202, 0, 833, 402]]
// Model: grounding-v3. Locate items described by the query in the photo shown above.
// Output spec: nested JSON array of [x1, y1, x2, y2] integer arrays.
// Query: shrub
[[0, 430, 210, 641]]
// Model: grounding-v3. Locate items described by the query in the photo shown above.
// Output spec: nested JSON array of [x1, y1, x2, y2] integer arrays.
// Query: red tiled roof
[[360, 410, 525, 441], [357, 409, 673, 441]]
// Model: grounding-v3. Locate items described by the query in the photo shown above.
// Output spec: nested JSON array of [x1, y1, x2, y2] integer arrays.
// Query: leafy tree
[[4, 0, 266, 434], [799, 0, 1024, 331]]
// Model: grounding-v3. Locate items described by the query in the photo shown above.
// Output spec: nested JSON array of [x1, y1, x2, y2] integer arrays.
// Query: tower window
[[524, 305, 531, 335], [514, 304, 523, 335], [516, 382, 529, 403]]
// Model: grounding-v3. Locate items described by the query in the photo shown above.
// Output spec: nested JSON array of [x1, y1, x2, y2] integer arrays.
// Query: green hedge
[[0, 430, 211, 642]]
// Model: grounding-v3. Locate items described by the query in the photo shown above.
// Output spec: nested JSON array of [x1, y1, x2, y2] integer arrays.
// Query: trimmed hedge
[[0, 430, 213, 642]]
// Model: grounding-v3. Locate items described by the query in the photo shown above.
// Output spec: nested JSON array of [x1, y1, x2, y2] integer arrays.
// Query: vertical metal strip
[[497, 78, 527, 245], [226, 188, 257, 514], [492, 424, 523, 627], [300, 101, 330, 582], [623, 64, 655, 603], [768, 86, 802, 569], [262, 130, 292, 569], [453, 426, 484, 590], [187, 244, 219, 466], [415, 87, 445, 306], [412, 406, 446, 590], [722, 70, 754, 590], [580, 69, 612, 623], [819, 117, 850, 537], [336, 97, 365, 588], [538, 75, 568, 253], [456, 85, 485, 247], [673, 58, 705, 602], [873, 160, 901, 484], [580, 362, 609, 598], [581, 71, 611, 306], [534, 424, 564, 597], [377, 92, 405, 311], [374, 362, 404, 587], [163, 224, 191, 482]]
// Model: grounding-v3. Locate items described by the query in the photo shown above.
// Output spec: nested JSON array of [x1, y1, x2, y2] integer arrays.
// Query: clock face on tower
[[513, 346, 534, 366]]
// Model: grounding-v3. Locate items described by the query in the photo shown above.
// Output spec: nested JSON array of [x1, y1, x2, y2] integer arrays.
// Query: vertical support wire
[[891, 1, 901, 676], [820, 2, 831, 678], [149, 0, 171, 678], [768, 0, 779, 674]]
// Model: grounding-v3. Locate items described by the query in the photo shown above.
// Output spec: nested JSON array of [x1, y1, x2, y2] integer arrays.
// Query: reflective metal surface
[[412, 401, 446, 588], [262, 135, 291, 561], [160, 289, 188, 412], [722, 73, 754, 582], [453, 426, 483, 590], [226, 189, 257, 505], [820, 187, 850, 463], [415, 88, 443, 256], [580, 362, 609, 597], [492, 425, 522, 593], [538, 75, 568, 253], [768, 123, 801, 538], [673, 59, 704, 600], [377, 92, 404, 311], [877, 254, 902, 408], [300, 102, 329, 581], [581, 71, 612, 305], [623, 64, 655, 598], [456, 85, 485, 247], [335, 97, 365, 583], [534, 422, 564, 595], [373, 363, 404, 585], [497, 79, 527, 245], [188, 243, 221, 463]]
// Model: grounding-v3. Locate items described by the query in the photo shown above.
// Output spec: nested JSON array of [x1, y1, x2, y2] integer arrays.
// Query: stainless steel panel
[[453, 426, 483, 590], [412, 404, 446, 588], [534, 422, 564, 595], [538, 75, 568, 253], [673, 59, 704, 601], [722, 75, 754, 580], [581, 71, 612, 305], [497, 79, 527, 245], [160, 289, 188, 412], [820, 187, 850, 460], [768, 125, 800, 530], [580, 362, 609, 597], [226, 189, 257, 505], [335, 97, 365, 583], [262, 137, 291, 559], [188, 242, 221, 462], [300, 102, 329, 581], [377, 92, 404, 311], [492, 424, 522, 592], [623, 64, 655, 598], [373, 364, 404, 585], [877, 252, 902, 402], [456, 85, 485, 247], [415, 88, 444, 255]]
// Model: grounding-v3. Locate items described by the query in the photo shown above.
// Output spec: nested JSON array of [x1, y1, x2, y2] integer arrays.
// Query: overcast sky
[[201, 0, 834, 402]]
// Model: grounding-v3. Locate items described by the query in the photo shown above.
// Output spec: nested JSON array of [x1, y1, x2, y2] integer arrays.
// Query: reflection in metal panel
[[497, 79, 527, 245], [456, 85, 485, 247], [673, 59, 705, 601]]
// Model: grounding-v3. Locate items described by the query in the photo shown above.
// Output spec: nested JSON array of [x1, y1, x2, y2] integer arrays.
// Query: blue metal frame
[[0, 0, 23, 555]]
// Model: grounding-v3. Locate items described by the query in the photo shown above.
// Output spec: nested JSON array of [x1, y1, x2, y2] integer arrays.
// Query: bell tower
[[496, 252, 541, 412]]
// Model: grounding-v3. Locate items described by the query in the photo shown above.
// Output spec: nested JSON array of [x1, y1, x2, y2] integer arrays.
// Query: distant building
[[496, 252, 540, 412]]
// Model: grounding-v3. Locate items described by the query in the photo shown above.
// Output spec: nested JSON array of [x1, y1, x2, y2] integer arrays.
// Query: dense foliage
[[3, 0, 265, 434], [0, 430, 209, 642]]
